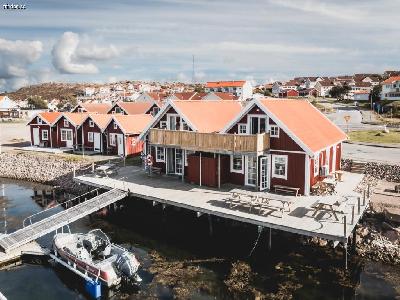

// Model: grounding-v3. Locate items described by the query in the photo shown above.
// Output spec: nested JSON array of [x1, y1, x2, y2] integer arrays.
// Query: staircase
[[350, 160, 366, 174]]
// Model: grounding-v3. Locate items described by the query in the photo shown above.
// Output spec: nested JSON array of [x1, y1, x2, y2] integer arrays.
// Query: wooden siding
[[149, 129, 269, 154]]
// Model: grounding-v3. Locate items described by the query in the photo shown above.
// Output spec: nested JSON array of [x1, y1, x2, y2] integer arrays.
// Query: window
[[230, 155, 244, 173], [113, 122, 118, 130], [152, 107, 160, 116], [64, 119, 69, 127], [109, 133, 116, 146], [60, 129, 72, 142], [314, 153, 320, 176], [181, 120, 189, 131], [272, 155, 288, 179], [89, 120, 94, 127], [37, 117, 42, 124], [156, 147, 165, 162], [160, 121, 167, 129], [238, 124, 247, 134], [41, 130, 48, 140], [115, 107, 122, 114], [269, 125, 279, 137], [88, 132, 94, 142]]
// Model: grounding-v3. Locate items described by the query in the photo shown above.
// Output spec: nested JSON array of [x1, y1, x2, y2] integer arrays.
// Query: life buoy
[[146, 154, 153, 166]]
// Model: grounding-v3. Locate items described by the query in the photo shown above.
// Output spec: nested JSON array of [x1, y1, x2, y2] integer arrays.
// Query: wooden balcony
[[149, 129, 270, 154]]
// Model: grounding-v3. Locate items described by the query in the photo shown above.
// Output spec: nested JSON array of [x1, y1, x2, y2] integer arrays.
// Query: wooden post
[[199, 152, 202, 187], [357, 197, 361, 214], [92, 162, 95, 173], [343, 215, 347, 237], [73, 166, 76, 178], [344, 240, 348, 270], [217, 154, 221, 189], [363, 190, 366, 206], [367, 183, 370, 198], [351, 206, 354, 225], [352, 230, 357, 252], [182, 149, 185, 182], [268, 227, 272, 251]]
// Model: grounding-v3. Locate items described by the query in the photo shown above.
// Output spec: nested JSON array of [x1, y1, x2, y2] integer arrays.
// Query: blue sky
[[1, 0, 399, 92]]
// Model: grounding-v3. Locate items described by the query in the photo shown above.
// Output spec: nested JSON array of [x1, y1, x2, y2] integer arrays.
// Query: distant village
[[0, 70, 400, 119]]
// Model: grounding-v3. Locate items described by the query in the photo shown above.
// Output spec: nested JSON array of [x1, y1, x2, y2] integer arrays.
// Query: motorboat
[[52, 229, 141, 287]]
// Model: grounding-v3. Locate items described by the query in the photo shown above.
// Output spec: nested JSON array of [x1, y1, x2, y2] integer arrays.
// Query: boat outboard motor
[[115, 252, 140, 279]]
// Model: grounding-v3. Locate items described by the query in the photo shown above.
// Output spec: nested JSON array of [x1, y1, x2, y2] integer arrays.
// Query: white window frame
[[109, 133, 116, 146], [238, 124, 247, 135], [230, 155, 244, 173], [88, 132, 94, 142], [60, 129, 72, 142], [155, 147, 165, 162], [89, 120, 94, 127], [64, 119, 69, 127], [113, 122, 118, 130], [247, 115, 267, 134], [269, 125, 279, 138], [314, 153, 320, 176], [272, 154, 288, 180], [41, 130, 48, 141], [37, 117, 43, 124], [160, 121, 167, 129]]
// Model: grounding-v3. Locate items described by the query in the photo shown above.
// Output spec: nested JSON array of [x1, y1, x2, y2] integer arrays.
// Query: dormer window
[[64, 119, 69, 127], [37, 117, 42, 124], [89, 120, 94, 127], [113, 122, 118, 130]]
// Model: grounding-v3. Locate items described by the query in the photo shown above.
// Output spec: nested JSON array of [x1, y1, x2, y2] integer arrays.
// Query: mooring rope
[[248, 226, 263, 257]]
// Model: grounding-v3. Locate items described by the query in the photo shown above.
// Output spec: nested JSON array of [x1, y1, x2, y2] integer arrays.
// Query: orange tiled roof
[[117, 102, 153, 115], [173, 100, 242, 133], [62, 112, 89, 126], [113, 114, 154, 135], [382, 76, 400, 84], [38, 112, 61, 124], [172, 92, 198, 100], [206, 81, 246, 88], [89, 114, 112, 130], [147, 92, 168, 101], [190, 92, 207, 100], [259, 99, 347, 153], [213, 92, 238, 100], [80, 103, 112, 114]]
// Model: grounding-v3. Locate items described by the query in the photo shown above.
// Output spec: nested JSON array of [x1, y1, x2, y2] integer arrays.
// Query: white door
[[93, 133, 101, 152], [259, 156, 270, 191], [175, 149, 183, 175], [117, 134, 124, 156], [33, 128, 40, 145], [245, 156, 257, 186], [64, 130, 73, 148]]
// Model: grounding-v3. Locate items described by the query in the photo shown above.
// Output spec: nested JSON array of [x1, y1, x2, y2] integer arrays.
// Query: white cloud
[[51, 32, 119, 74], [0, 37, 43, 90]]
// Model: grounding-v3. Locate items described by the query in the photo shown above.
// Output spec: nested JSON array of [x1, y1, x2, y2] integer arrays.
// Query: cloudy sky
[[1, 0, 399, 92]]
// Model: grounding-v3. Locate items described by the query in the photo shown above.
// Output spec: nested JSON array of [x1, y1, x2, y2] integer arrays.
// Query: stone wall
[[341, 159, 400, 182], [0, 151, 91, 194]]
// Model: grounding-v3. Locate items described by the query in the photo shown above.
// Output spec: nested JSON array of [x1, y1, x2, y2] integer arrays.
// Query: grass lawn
[[348, 130, 400, 144]]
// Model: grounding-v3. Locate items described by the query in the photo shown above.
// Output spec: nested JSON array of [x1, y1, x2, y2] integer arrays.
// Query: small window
[[181, 120, 189, 131], [269, 125, 279, 137], [37, 117, 42, 124], [113, 122, 118, 130], [88, 132, 94, 142], [156, 147, 165, 162], [160, 121, 167, 129], [272, 155, 288, 179], [152, 107, 160, 116], [89, 120, 94, 127], [238, 124, 247, 134], [230, 155, 244, 173], [42, 130, 48, 141], [64, 119, 69, 127], [109, 133, 116, 146], [314, 153, 320, 176], [115, 107, 122, 114]]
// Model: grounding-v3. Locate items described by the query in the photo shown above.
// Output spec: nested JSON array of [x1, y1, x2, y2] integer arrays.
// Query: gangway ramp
[[0, 188, 128, 253]]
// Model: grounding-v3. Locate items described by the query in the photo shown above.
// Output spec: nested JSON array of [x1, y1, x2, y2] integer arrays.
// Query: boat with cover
[[52, 229, 141, 287]]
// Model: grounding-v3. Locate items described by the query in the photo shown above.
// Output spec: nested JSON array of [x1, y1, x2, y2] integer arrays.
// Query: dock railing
[[149, 129, 270, 153]]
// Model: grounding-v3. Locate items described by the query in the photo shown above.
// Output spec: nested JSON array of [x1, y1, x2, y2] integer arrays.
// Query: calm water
[[0, 178, 399, 300]]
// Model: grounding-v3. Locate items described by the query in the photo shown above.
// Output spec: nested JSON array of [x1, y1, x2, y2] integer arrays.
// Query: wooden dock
[[74, 166, 369, 243], [0, 239, 46, 268]]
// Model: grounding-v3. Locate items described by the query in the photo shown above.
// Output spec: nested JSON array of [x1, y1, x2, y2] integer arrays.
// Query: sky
[[0, 0, 400, 92]]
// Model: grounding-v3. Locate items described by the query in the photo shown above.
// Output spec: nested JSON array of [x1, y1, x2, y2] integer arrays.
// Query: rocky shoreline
[[0, 151, 91, 194]]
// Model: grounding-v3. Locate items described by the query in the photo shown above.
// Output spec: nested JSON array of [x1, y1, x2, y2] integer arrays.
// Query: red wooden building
[[108, 101, 160, 116], [27, 112, 61, 148], [140, 99, 347, 195], [104, 114, 154, 157], [80, 114, 112, 153], [52, 112, 88, 149]]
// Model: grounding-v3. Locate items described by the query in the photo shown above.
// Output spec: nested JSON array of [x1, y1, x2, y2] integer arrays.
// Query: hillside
[[0, 82, 101, 101]]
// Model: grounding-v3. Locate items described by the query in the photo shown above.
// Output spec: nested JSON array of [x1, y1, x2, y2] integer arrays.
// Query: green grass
[[348, 130, 400, 144]]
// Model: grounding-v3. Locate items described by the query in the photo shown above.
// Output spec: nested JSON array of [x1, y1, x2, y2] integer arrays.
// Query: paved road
[[342, 143, 400, 164]]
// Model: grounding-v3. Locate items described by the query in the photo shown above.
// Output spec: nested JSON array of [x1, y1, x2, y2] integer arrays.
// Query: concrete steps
[[350, 161, 366, 174]]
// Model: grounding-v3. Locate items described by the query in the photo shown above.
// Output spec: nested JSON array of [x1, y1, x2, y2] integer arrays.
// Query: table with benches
[[311, 196, 347, 221], [273, 185, 300, 197]]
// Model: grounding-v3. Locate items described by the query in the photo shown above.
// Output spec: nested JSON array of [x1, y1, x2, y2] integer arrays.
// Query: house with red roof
[[205, 80, 253, 100], [140, 98, 346, 195], [27, 112, 62, 147], [80, 114, 112, 153], [71, 103, 112, 114], [381, 76, 400, 101], [108, 101, 160, 116], [104, 114, 154, 157], [52, 112, 88, 149]]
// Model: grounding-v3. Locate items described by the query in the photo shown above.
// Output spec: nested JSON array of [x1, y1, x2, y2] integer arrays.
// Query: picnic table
[[311, 196, 347, 221], [95, 163, 116, 177]]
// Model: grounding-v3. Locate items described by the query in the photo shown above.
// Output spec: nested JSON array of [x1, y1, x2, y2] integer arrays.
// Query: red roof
[[79, 103, 112, 114], [173, 100, 243, 133], [88, 114, 112, 130], [206, 81, 246, 88], [113, 114, 154, 135], [116, 102, 153, 115], [259, 99, 347, 153], [382, 76, 400, 84], [147, 92, 168, 101], [38, 112, 61, 124], [62, 112, 89, 126]]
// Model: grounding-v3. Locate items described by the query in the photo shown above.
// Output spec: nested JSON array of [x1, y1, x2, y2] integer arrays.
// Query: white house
[[314, 80, 335, 97], [204, 80, 253, 100], [0, 95, 21, 118], [84, 87, 96, 97], [271, 82, 282, 97], [381, 76, 400, 101]]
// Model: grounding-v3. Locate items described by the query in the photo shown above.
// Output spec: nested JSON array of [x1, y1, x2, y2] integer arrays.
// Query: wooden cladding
[[149, 129, 269, 153]]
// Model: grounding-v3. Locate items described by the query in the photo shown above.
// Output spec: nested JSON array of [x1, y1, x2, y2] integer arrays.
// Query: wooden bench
[[274, 185, 300, 196]]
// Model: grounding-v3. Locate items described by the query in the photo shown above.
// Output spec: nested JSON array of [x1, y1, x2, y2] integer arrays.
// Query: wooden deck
[[74, 166, 368, 243]]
